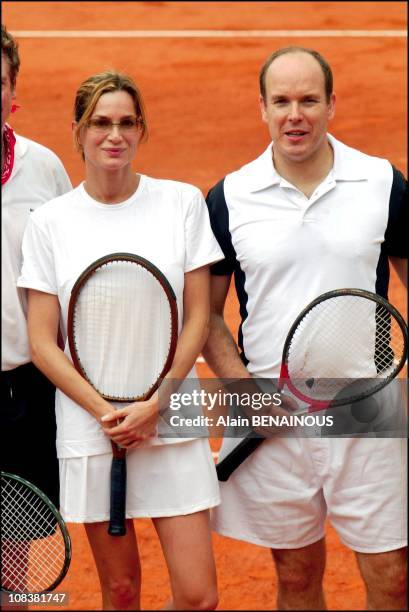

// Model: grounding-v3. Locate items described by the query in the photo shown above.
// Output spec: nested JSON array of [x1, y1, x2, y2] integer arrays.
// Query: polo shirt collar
[[328, 133, 369, 181], [14, 133, 29, 160], [247, 143, 281, 192], [248, 133, 368, 192], [10, 133, 28, 181]]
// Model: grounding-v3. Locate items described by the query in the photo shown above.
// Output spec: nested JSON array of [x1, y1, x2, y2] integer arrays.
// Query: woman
[[18, 71, 223, 610]]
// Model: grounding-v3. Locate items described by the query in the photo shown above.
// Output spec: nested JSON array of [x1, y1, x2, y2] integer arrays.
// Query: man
[[203, 47, 407, 610], [1, 24, 72, 509]]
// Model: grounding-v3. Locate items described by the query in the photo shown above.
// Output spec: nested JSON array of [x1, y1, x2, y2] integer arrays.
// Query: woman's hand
[[100, 393, 159, 448]]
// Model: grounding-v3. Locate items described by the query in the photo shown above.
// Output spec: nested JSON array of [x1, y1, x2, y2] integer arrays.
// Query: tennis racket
[[216, 288, 408, 481], [67, 253, 178, 536], [1, 472, 71, 594]]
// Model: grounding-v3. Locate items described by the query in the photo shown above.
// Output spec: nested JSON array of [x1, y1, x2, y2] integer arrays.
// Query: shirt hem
[[62, 495, 221, 523], [210, 523, 326, 550]]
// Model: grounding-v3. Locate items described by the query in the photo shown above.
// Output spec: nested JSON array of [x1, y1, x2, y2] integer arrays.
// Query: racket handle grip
[[108, 457, 127, 536], [216, 435, 265, 482]]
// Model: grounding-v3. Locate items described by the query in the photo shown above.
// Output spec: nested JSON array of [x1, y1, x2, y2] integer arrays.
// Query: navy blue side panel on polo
[[206, 179, 250, 365], [375, 166, 408, 299], [206, 179, 236, 276]]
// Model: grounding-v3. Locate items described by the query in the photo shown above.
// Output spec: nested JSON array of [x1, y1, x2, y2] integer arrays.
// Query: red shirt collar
[[2, 124, 16, 186]]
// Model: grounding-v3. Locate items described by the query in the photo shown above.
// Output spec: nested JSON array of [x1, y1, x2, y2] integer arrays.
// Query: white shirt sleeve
[[17, 213, 58, 295], [49, 152, 73, 196], [184, 190, 224, 273]]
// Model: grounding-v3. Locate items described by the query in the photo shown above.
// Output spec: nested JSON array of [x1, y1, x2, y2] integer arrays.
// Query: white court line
[[11, 29, 407, 38]]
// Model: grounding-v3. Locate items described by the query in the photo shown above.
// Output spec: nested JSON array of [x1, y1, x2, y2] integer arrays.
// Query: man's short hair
[[2, 24, 20, 89], [259, 46, 333, 102]]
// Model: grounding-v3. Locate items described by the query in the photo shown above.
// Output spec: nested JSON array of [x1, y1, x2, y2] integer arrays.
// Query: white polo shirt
[[2, 133, 72, 370], [206, 134, 407, 378]]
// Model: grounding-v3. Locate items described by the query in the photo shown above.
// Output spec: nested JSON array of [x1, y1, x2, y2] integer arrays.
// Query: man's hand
[[219, 378, 299, 438]]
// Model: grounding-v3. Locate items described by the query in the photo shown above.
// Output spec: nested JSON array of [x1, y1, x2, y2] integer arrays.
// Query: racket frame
[[280, 288, 408, 408], [67, 253, 179, 535], [1, 471, 72, 594], [67, 252, 179, 403], [216, 288, 408, 481]]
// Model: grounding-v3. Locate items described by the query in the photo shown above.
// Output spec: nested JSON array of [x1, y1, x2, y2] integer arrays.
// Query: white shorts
[[211, 437, 407, 553], [60, 439, 220, 522]]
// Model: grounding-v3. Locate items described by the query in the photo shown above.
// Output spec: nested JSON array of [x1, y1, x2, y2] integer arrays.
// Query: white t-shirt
[[2, 133, 72, 370], [18, 175, 224, 458]]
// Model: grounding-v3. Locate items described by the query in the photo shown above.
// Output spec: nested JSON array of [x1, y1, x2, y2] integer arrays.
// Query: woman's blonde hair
[[73, 70, 148, 154]]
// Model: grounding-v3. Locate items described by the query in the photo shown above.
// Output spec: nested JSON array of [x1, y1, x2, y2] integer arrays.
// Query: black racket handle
[[216, 435, 265, 481], [108, 456, 127, 536]]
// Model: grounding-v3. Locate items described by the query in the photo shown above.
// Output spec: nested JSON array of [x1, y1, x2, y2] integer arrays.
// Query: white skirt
[[60, 439, 220, 523]]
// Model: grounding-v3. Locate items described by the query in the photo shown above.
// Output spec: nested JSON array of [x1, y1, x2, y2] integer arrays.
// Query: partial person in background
[[17, 69, 222, 610], [203, 46, 407, 610], [1, 24, 72, 506]]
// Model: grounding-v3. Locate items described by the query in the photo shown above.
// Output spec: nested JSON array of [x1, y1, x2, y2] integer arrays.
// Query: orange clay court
[[3, 2, 407, 610]]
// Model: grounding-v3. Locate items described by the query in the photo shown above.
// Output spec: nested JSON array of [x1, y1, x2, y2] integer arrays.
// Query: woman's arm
[[27, 289, 116, 421], [167, 264, 210, 379], [102, 265, 211, 447]]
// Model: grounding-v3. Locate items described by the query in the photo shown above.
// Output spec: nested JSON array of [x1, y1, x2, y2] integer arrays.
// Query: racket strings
[[1, 477, 66, 593], [286, 295, 406, 403], [72, 259, 174, 400]]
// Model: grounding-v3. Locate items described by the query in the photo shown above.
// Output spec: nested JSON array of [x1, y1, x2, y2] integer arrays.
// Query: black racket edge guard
[[0, 471, 72, 594], [108, 457, 127, 537], [215, 289, 408, 482]]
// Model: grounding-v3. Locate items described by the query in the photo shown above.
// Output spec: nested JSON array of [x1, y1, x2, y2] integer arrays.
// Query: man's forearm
[[202, 313, 251, 379], [390, 256, 408, 291]]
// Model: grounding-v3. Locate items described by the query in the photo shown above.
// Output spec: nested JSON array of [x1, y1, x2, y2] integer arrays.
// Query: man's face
[[1, 53, 15, 130], [260, 52, 335, 165]]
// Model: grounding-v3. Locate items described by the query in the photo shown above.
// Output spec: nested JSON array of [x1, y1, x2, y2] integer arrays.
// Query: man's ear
[[328, 92, 336, 121], [259, 94, 268, 123]]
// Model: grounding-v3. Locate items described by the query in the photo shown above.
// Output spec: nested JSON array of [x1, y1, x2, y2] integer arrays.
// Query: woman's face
[[78, 90, 142, 172]]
